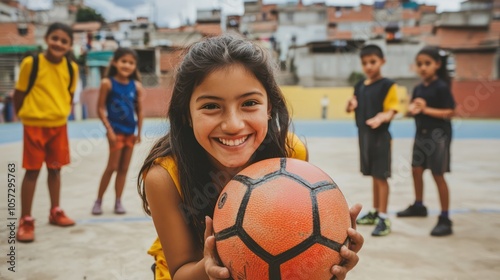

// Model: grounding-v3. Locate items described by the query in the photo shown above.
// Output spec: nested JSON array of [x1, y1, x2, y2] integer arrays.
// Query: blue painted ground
[[1, 118, 499, 145]]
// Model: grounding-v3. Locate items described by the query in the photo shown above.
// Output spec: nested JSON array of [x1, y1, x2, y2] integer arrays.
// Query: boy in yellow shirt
[[13, 22, 79, 242]]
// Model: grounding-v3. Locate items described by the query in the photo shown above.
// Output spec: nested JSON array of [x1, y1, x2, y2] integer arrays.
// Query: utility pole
[[219, 0, 227, 33]]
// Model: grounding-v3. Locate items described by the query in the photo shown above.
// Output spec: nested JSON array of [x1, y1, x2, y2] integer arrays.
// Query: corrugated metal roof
[[0, 45, 39, 54]]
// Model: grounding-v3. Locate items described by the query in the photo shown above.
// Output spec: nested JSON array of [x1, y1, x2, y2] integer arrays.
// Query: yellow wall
[[281, 86, 409, 120]]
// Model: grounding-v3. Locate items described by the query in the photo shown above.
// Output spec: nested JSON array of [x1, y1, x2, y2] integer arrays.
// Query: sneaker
[[114, 200, 126, 214], [397, 204, 428, 217], [372, 218, 391, 237], [356, 210, 378, 225], [92, 200, 102, 215], [49, 207, 75, 227], [431, 216, 453, 236], [17, 216, 35, 243]]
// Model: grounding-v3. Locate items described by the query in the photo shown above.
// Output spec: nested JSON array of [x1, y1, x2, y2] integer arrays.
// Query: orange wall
[[455, 53, 496, 80], [452, 80, 500, 118]]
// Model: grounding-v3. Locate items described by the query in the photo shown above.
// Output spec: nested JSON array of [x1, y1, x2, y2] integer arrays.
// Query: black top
[[354, 77, 395, 132], [412, 79, 455, 133]]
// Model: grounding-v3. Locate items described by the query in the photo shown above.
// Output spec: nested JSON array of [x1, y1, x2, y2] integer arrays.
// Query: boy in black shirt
[[346, 45, 399, 236]]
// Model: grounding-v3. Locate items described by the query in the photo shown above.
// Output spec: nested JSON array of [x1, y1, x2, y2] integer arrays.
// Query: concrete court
[[0, 119, 499, 280]]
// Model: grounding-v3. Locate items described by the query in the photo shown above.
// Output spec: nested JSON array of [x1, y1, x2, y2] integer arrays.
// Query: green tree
[[76, 7, 105, 23], [348, 71, 365, 86]]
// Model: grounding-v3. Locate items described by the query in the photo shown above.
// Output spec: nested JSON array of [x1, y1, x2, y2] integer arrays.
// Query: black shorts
[[358, 128, 391, 179], [412, 128, 451, 175]]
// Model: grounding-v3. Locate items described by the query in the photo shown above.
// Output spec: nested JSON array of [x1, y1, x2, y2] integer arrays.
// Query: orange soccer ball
[[213, 158, 351, 280]]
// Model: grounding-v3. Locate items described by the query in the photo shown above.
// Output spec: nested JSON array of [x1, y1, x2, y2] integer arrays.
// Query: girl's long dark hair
[[137, 34, 291, 249], [106, 47, 141, 81], [417, 46, 451, 87]]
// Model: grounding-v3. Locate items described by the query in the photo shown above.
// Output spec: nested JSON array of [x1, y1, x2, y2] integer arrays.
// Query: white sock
[[378, 212, 388, 219]]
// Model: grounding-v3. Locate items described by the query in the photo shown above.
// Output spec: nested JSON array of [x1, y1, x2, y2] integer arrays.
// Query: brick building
[[424, 0, 500, 118]]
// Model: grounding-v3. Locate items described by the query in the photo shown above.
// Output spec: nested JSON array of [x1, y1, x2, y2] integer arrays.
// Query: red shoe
[[49, 207, 75, 227], [17, 216, 35, 243]]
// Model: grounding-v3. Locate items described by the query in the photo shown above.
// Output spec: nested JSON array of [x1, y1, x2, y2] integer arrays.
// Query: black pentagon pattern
[[214, 158, 348, 280]]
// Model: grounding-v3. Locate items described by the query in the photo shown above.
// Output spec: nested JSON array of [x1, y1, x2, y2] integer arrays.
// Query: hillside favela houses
[[0, 0, 499, 121]]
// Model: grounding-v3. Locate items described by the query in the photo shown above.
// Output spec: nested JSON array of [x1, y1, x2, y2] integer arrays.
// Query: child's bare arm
[[97, 79, 113, 126], [13, 89, 26, 114], [345, 96, 357, 113], [366, 110, 396, 129], [413, 98, 454, 119], [422, 107, 454, 119], [145, 166, 229, 280], [135, 81, 144, 143], [97, 79, 116, 142]]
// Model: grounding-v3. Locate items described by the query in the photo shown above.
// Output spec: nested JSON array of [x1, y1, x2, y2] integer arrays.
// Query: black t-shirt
[[412, 79, 455, 133], [354, 77, 395, 132]]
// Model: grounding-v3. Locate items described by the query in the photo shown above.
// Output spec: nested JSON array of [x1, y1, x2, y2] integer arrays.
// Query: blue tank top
[[106, 78, 137, 135]]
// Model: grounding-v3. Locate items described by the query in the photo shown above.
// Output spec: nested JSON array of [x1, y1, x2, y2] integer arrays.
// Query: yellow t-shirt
[[15, 54, 79, 127], [147, 132, 308, 280]]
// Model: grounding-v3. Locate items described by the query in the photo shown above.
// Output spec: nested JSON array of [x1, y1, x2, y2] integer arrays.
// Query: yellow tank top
[[147, 132, 307, 279]]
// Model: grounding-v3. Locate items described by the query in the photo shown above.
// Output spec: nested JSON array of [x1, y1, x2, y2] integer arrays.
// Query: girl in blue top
[[92, 47, 144, 215], [397, 46, 456, 237]]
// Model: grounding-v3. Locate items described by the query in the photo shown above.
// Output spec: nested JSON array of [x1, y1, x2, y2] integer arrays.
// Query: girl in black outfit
[[397, 46, 456, 237]]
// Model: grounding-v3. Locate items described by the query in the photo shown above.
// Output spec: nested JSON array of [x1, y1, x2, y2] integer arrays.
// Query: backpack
[[24, 54, 74, 95]]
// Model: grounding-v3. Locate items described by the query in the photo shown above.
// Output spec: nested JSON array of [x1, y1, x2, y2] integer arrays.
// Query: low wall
[[80, 86, 172, 119], [78, 80, 500, 120], [280, 85, 409, 119], [452, 80, 500, 118]]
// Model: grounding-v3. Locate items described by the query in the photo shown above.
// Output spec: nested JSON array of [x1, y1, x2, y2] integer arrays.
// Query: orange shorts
[[111, 134, 136, 152], [23, 125, 70, 170]]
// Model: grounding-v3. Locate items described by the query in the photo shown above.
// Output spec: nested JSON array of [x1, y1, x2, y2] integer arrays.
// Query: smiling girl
[[91, 48, 144, 215], [138, 35, 364, 280]]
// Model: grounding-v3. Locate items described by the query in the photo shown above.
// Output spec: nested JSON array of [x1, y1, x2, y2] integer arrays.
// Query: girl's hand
[[106, 130, 117, 145], [346, 96, 358, 113], [409, 98, 426, 115], [135, 134, 141, 144], [204, 216, 230, 280], [413, 98, 427, 115], [331, 204, 364, 280], [408, 102, 421, 115], [413, 97, 426, 108]]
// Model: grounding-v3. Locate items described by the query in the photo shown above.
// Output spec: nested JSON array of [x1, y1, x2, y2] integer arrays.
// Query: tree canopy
[[76, 7, 105, 23]]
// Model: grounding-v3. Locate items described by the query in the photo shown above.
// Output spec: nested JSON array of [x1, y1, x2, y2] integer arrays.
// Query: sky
[[77, 0, 465, 28]]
